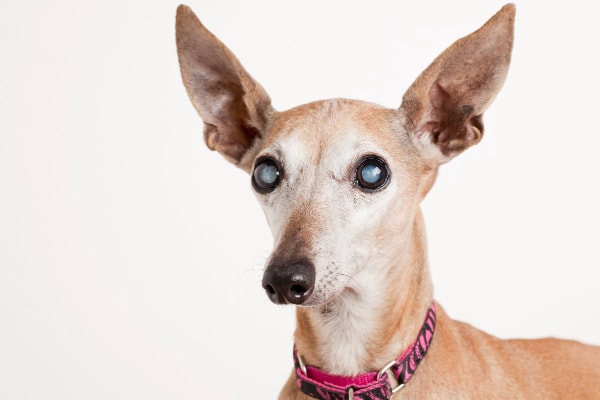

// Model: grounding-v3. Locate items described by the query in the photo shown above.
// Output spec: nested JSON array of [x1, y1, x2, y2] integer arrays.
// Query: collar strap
[[294, 303, 436, 400]]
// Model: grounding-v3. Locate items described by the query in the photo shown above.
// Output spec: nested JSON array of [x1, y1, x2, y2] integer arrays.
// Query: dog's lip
[[303, 286, 356, 309]]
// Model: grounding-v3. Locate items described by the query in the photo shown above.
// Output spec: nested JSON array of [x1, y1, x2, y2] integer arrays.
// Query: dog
[[175, 4, 600, 399]]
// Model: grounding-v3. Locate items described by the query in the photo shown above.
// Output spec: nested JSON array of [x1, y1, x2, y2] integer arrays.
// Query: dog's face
[[175, 4, 514, 307], [251, 100, 433, 306]]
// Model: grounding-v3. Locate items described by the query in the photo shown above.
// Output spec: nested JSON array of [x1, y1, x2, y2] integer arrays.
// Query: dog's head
[[176, 5, 514, 307]]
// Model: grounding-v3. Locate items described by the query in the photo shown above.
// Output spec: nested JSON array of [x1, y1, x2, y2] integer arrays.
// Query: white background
[[1, 1, 599, 399]]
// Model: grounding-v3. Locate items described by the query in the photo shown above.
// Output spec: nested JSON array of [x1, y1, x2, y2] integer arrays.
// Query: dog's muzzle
[[262, 261, 315, 305]]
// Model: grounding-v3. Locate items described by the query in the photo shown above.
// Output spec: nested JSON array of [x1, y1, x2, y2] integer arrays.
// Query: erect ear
[[176, 5, 273, 171], [400, 4, 515, 163]]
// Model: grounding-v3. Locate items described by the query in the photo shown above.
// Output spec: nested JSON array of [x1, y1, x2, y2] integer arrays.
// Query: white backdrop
[[1, 1, 599, 399]]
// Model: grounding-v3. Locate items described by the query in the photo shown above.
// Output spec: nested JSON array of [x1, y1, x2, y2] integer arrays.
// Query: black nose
[[262, 261, 315, 305]]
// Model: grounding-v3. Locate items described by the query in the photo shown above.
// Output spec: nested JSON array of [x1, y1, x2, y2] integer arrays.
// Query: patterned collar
[[294, 303, 436, 400]]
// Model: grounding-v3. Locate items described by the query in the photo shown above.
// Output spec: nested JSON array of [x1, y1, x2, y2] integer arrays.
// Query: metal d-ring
[[377, 360, 405, 393], [347, 386, 354, 399], [297, 353, 307, 374]]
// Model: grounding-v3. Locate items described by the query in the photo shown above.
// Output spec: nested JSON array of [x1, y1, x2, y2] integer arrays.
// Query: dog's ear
[[176, 5, 273, 171], [400, 4, 515, 163]]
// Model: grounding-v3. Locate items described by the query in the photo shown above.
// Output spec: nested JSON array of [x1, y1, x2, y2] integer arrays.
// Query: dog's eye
[[355, 156, 390, 191], [252, 157, 281, 192]]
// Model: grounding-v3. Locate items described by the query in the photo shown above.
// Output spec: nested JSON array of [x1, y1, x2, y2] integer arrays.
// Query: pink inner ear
[[401, 5, 514, 161], [429, 81, 453, 111], [415, 82, 455, 141], [415, 81, 484, 156]]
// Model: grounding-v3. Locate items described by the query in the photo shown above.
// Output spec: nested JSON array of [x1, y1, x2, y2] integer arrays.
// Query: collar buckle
[[377, 360, 404, 393]]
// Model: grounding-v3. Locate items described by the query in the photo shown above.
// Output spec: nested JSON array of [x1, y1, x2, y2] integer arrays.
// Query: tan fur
[[175, 3, 600, 399]]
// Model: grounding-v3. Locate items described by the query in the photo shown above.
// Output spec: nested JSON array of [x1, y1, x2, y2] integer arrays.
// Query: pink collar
[[294, 303, 436, 399]]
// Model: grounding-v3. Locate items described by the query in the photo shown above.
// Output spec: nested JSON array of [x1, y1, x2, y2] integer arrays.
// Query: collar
[[294, 303, 436, 400]]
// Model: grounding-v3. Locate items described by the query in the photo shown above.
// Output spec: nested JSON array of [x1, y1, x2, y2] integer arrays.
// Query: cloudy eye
[[252, 157, 281, 192], [355, 156, 390, 191]]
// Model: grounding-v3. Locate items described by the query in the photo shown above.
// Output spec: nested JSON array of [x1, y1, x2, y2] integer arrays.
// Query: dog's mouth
[[309, 286, 357, 312]]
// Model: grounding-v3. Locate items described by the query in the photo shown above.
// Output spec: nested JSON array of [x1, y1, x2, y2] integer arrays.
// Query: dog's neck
[[293, 209, 434, 376]]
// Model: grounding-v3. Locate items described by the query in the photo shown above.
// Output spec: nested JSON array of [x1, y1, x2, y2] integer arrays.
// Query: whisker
[[244, 255, 268, 283]]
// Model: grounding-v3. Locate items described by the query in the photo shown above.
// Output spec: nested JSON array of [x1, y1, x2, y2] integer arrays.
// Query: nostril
[[290, 284, 308, 297], [285, 265, 315, 304], [265, 284, 276, 295]]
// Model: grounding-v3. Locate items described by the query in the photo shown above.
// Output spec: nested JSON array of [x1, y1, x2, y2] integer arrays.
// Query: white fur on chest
[[312, 275, 384, 375]]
